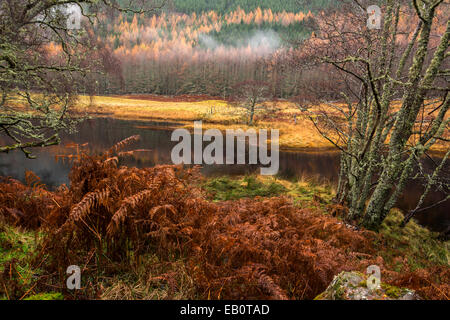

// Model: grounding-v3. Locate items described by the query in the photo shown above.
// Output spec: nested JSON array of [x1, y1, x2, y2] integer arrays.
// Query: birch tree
[[298, 0, 449, 230]]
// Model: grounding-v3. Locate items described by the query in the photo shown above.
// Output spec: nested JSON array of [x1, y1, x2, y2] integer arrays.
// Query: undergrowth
[[0, 223, 44, 300], [98, 254, 196, 300], [376, 210, 450, 300], [0, 136, 448, 300], [379, 209, 449, 270], [24, 292, 64, 300]]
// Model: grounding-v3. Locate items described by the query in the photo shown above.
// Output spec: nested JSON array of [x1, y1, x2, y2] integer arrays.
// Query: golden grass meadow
[[74, 95, 448, 153]]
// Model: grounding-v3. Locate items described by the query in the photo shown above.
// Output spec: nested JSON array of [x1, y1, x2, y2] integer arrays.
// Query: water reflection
[[0, 118, 448, 232]]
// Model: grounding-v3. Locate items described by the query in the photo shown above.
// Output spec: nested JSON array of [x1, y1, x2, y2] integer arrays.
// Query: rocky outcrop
[[315, 271, 420, 300]]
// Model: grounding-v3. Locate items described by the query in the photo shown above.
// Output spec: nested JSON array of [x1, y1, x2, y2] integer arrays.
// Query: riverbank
[[76, 95, 332, 150], [74, 95, 449, 154], [1, 171, 448, 300]]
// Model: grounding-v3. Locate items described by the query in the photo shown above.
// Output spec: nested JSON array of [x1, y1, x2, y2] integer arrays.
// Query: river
[[0, 118, 448, 232]]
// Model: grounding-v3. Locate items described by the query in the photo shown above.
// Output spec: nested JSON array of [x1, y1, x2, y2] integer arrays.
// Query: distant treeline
[[86, 7, 316, 98], [169, 0, 337, 14], [113, 0, 337, 17], [83, 2, 344, 98]]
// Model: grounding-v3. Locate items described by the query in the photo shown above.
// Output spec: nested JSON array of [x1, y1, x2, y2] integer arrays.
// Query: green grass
[[24, 292, 64, 300], [378, 209, 450, 271], [202, 175, 336, 212], [285, 180, 335, 207], [0, 223, 41, 275], [0, 223, 53, 300], [203, 176, 287, 201]]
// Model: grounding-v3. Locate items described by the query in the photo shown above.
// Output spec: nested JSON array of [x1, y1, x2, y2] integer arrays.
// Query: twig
[[19, 283, 38, 300]]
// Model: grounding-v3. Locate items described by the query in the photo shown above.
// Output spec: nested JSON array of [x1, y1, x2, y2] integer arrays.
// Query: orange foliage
[[1, 136, 448, 300], [108, 7, 311, 65]]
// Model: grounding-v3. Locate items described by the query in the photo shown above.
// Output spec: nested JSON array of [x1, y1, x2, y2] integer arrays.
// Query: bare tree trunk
[[298, 1, 449, 230]]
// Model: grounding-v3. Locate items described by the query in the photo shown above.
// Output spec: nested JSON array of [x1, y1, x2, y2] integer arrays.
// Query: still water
[[0, 118, 448, 232]]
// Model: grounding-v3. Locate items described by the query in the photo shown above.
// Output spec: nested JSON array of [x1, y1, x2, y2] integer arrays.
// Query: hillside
[[89, 1, 340, 96], [87, 7, 315, 96], [169, 0, 337, 14]]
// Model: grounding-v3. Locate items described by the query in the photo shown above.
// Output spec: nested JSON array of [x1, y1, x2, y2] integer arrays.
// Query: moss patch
[[24, 292, 64, 300], [316, 271, 419, 300], [0, 223, 42, 279], [203, 176, 287, 201], [378, 209, 450, 271], [381, 283, 407, 299], [202, 175, 335, 210], [0, 223, 52, 300]]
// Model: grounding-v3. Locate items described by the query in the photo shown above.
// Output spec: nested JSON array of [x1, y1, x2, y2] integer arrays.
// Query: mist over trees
[[89, 6, 315, 97]]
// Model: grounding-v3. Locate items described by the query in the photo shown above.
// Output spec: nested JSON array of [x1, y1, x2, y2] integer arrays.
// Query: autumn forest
[[0, 0, 449, 305]]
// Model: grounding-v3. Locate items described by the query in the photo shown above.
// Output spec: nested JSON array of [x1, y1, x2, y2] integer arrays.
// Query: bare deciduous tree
[[0, 0, 164, 158], [296, 0, 449, 230], [228, 80, 272, 126]]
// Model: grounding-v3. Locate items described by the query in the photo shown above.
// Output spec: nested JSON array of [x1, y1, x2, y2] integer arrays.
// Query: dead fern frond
[[117, 149, 151, 158], [67, 189, 110, 224], [107, 189, 153, 236], [149, 205, 178, 220], [25, 171, 45, 191], [257, 272, 289, 300], [108, 135, 140, 155]]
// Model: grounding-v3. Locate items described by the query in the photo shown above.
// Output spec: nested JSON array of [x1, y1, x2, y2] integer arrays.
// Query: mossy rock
[[315, 271, 420, 300]]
